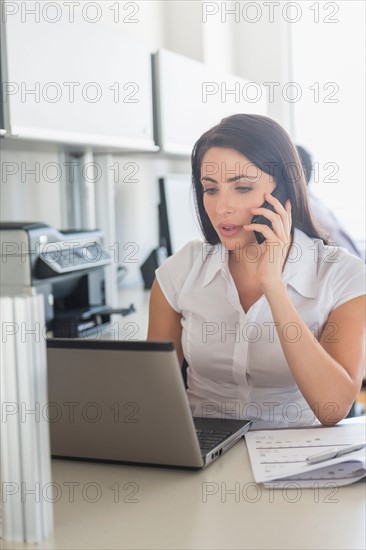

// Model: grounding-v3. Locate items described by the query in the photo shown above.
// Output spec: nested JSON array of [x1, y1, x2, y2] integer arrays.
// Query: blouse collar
[[202, 229, 322, 299]]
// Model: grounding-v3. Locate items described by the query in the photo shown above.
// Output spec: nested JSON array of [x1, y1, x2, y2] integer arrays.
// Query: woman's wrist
[[261, 277, 287, 298]]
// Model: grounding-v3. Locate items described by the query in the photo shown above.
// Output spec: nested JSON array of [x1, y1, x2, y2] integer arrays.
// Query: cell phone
[[251, 185, 289, 244]]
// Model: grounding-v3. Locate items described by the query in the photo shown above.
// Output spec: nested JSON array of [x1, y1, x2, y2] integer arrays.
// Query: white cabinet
[[153, 49, 268, 155], [1, 9, 157, 151]]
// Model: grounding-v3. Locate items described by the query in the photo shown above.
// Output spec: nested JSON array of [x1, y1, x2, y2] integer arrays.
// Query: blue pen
[[306, 443, 366, 465]]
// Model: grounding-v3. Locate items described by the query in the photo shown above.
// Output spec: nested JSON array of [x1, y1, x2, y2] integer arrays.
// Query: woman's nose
[[215, 190, 236, 215]]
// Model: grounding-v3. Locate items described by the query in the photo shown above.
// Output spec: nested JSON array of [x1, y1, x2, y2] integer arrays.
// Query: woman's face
[[200, 147, 276, 250]]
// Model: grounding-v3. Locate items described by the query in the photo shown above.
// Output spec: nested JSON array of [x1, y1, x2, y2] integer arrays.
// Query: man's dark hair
[[296, 145, 313, 185]]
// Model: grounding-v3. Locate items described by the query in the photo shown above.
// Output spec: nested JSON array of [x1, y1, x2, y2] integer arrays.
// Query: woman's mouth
[[217, 224, 243, 237]]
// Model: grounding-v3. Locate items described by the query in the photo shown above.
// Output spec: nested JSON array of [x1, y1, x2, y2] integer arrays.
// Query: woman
[[147, 114, 365, 428]]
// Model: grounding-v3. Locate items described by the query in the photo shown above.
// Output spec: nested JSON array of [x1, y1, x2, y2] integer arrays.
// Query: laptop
[[46, 339, 251, 469]]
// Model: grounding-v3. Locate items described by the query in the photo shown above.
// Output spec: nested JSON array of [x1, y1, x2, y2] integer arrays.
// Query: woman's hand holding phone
[[243, 191, 292, 292], [251, 184, 289, 244]]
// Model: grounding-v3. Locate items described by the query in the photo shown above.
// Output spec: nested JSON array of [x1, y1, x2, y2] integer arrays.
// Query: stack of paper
[[245, 419, 366, 488], [0, 294, 53, 542]]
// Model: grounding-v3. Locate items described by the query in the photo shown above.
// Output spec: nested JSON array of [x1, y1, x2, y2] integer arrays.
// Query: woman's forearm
[[264, 281, 357, 424]]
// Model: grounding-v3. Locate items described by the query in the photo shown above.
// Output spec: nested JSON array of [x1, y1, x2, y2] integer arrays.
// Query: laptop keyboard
[[195, 428, 232, 452]]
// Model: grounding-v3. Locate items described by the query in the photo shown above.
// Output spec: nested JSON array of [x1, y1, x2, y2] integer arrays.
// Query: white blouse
[[155, 229, 365, 428]]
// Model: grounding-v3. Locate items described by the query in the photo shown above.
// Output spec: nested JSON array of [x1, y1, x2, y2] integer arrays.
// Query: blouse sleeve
[[155, 240, 203, 312], [331, 251, 366, 310]]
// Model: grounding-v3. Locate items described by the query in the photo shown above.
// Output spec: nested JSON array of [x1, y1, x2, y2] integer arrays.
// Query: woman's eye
[[202, 188, 217, 195], [236, 186, 252, 193]]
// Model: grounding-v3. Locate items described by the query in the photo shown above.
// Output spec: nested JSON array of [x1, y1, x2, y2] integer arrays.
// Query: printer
[[0, 222, 132, 337]]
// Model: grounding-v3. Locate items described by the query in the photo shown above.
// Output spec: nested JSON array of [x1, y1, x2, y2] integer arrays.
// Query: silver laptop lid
[[47, 340, 204, 468]]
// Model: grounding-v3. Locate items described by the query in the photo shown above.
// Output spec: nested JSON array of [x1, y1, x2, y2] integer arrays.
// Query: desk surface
[[3, 440, 366, 550]]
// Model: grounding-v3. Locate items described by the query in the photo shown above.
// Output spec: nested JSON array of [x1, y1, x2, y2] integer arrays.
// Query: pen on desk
[[306, 443, 366, 465]]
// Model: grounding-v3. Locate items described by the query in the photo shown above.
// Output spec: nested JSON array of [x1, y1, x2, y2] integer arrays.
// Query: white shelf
[[2, 12, 156, 151]]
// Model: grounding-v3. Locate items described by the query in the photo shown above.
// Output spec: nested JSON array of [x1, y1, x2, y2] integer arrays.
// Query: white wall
[[113, 154, 190, 288], [291, 0, 365, 243], [233, 14, 293, 131], [165, 1, 205, 62], [1, 141, 64, 227]]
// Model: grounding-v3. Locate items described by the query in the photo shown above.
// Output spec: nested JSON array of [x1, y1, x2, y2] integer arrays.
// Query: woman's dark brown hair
[[191, 114, 327, 244]]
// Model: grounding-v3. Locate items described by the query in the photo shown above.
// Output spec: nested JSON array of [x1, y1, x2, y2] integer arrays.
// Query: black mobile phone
[[251, 185, 289, 244]]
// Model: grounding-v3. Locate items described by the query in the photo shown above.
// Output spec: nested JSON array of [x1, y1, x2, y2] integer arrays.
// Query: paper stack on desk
[[0, 294, 53, 542], [245, 419, 366, 488]]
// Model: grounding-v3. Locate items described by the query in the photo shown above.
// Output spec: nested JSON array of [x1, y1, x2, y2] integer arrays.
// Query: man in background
[[296, 145, 362, 258]]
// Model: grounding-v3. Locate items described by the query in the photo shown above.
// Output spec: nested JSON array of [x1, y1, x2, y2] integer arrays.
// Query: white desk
[[3, 440, 365, 550]]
